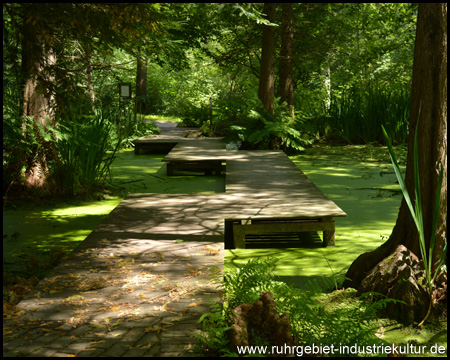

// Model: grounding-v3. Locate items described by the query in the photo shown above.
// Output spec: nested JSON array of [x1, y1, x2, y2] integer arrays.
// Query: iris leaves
[[382, 123, 446, 327]]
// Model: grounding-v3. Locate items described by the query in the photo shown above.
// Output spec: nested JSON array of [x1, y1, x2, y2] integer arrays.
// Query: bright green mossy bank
[[3, 148, 224, 275], [3, 198, 121, 274]]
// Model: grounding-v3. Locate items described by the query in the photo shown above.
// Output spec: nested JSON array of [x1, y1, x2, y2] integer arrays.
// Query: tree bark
[[344, 3, 447, 289], [135, 56, 148, 114], [258, 3, 277, 115], [21, 4, 56, 187], [279, 3, 294, 117]]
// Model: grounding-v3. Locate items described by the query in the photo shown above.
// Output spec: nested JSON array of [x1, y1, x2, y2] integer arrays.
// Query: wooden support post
[[233, 223, 247, 249], [166, 163, 174, 176], [232, 218, 336, 249], [322, 217, 335, 247]]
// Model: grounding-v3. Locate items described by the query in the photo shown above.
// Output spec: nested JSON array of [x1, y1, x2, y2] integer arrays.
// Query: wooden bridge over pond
[[132, 123, 346, 249], [3, 121, 346, 357]]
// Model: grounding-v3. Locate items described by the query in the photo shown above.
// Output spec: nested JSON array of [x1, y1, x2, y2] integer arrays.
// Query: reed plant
[[328, 86, 410, 144], [52, 106, 122, 195], [382, 123, 446, 327]]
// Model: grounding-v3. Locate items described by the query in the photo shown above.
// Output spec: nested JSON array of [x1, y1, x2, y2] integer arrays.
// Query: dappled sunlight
[[42, 199, 122, 217], [225, 145, 405, 289], [3, 209, 115, 271], [15, 237, 223, 328]]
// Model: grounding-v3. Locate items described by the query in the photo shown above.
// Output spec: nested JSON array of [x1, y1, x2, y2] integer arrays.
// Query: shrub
[[51, 107, 120, 195], [224, 100, 312, 153]]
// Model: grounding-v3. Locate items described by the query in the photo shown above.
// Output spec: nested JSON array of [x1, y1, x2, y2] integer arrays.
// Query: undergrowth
[[196, 258, 402, 357]]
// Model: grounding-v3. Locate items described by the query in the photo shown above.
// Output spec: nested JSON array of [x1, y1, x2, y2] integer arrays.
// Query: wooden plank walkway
[[4, 122, 346, 356], [162, 139, 228, 175], [138, 128, 347, 248], [223, 150, 346, 248], [133, 124, 347, 248]]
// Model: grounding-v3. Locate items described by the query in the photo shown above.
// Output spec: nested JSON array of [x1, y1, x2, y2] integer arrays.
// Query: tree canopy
[[3, 3, 418, 192]]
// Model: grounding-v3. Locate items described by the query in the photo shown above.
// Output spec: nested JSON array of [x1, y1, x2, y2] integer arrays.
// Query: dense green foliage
[[3, 3, 417, 194], [196, 258, 401, 356], [144, 4, 416, 147]]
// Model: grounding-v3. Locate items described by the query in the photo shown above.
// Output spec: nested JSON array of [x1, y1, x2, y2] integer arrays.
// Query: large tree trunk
[[135, 56, 148, 115], [344, 3, 447, 289], [279, 3, 294, 117], [21, 4, 56, 188], [258, 3, 276, 115]]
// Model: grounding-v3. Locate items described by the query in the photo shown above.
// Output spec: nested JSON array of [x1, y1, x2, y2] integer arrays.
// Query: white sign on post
[[119, 83, 132, 98]]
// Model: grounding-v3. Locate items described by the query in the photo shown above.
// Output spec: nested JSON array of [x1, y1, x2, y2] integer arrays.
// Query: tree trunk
[[84, 46, 96, 111], [279, 3, 294, 117], [21, 4, 56, 188], [258, 3, 277, 115], [324, 61, 331, 112], [344, 3, 447, 289], [135, 56, 148, 115]]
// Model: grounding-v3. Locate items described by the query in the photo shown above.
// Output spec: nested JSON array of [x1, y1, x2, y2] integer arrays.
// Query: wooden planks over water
[[130, 133, 347, 248]]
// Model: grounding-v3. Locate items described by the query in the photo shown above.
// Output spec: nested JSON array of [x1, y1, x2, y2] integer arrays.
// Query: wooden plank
[[130, 127, 347, 248], [162, 140, 230, 162], [162, 140, 240, 175], [133, 135, 224, 155], [224, 151, 347, 220]]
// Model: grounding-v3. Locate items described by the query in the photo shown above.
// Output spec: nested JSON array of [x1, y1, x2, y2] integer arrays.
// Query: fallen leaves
[[3, 238, 224, 357], [185, 265, 206, 278], [77, 277, 109, 291], [3, 302, 26, 320], [188, 302, 201, 308]]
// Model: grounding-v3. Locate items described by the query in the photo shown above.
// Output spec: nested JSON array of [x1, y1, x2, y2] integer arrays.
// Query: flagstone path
[[3, 120, 346, 356], [3, 122, 223, 357]]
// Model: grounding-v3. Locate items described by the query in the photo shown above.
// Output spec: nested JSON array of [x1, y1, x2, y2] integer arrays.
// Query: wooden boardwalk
[[162, 140, 228, 175], [223, 150, 346, 247], [4, 123, 346, 357], [132, 128, 346, 248]]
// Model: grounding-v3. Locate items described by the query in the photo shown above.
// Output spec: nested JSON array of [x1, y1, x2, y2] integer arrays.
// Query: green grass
[[141, 114, 183, 123], [327, 86, 410, 145]]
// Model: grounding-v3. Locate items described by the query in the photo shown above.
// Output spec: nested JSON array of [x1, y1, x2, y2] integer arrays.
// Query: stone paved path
[[3, 122, 223, 357], [3, 230, 223, 357]]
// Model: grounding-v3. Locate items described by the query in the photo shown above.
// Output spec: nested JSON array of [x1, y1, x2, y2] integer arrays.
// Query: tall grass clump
[[50, 106, 122, 196], [328, 86, 410, 144]]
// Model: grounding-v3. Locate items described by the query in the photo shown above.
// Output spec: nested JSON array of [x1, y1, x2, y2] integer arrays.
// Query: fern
[[197, 258, 398, 356], [227, 100, 311, 151]]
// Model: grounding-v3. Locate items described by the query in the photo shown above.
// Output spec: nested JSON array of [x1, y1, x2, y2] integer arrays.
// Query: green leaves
[[381, 123, 446, 326], [199, 258, 391, 355], [52, 106, 121, 195]]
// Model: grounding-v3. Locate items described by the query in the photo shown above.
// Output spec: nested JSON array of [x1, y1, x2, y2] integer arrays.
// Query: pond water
[[4, 144, 402, 282], [3, 148, 224, 274]]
